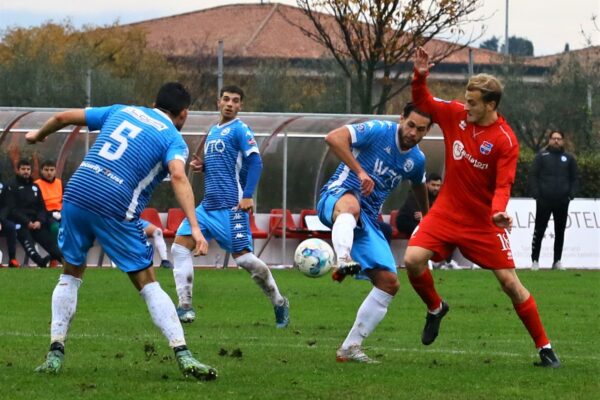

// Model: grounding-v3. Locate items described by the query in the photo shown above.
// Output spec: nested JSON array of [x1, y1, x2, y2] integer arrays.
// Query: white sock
[[342, 287, 393, 349], [235, 252, 285, 306], [50, 274, 83, 345], [332, 213, 356, 264], [171, 243, 194, 308], [140, 282, 186, 348], [152, 229, 169, 261]]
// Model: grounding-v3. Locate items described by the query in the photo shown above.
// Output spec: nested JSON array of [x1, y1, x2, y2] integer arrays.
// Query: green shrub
[[513, 150, 598, 198]]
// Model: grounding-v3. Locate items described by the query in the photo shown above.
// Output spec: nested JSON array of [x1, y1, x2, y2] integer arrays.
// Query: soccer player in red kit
[[403, 47, 560, 368]]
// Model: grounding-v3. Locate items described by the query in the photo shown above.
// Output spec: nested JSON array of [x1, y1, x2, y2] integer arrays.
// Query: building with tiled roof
[[129, 3, 595, 78]]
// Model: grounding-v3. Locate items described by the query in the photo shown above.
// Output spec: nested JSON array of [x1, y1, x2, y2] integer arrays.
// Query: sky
[[0, 0, 598, 56]]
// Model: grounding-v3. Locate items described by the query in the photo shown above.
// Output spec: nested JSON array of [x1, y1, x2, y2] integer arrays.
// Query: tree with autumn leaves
[[0, 22, 174, 108]]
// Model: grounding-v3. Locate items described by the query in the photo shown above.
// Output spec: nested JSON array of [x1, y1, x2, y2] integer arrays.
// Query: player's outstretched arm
[[414, 47, 435, 76], [325, 126, 374, 196], [168, 159, 208, 256], [25, 109, 86, 144]]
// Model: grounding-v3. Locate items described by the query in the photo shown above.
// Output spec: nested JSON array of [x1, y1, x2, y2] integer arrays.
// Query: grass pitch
[[0, 267, 598, 399]]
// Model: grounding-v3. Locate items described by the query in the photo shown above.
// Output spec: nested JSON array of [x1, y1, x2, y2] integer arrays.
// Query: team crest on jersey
[[561, 155, 567, 162], [480, 141, 493, 155], [356, 123, 366, 133], [403, 158, 415, 173], [221, 128, 231, 136]]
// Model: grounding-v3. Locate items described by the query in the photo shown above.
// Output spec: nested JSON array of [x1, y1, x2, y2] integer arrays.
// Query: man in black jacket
[[0, 179, 20, 268], [529, 131, 579, 270], [8, 159, 62, 267]]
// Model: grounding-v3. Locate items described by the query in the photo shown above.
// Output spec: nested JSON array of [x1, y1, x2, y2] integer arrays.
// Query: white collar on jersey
[[153, 108, 176, 128], [217, 118, 240, 128]]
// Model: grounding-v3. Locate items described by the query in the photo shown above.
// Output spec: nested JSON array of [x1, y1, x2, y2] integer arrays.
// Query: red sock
[[408, 269, 442, 311], [513, 295, 550, 348]]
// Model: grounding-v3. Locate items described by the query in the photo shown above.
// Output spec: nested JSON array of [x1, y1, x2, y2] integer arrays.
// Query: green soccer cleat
[[35, 350, 64, 374], [175, 350, 217, 381]]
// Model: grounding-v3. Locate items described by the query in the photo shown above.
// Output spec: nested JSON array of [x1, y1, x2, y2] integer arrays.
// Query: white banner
[[506, 198, 600, 269]]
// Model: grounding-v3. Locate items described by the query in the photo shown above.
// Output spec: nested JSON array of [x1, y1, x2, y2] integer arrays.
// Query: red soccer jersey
[[412, 71, 519, 226]]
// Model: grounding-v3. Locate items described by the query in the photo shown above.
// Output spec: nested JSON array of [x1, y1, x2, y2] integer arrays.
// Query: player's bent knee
[[370, 270, 399, 295], [404, 256, 425, 274], [173, 235, 195, 250], [380, 279, 400, 296]]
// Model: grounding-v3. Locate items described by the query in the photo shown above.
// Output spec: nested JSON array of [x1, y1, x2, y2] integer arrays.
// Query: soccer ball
[[294, 238, 334, 278]]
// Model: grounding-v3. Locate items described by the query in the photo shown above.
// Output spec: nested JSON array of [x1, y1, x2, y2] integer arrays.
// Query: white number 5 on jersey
[[98, 121, 142, 161]]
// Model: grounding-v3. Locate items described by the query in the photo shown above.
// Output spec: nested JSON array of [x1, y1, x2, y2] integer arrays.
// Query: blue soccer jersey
[[202, 118, 260, 210], [63, 105, 189, 220], [321, 120, 426, 222]]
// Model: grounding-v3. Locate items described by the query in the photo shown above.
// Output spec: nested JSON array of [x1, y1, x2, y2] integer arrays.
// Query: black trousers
[[0, 219, 18, 259], [17, 226, 62, 264], [531, 198, 570, 263]]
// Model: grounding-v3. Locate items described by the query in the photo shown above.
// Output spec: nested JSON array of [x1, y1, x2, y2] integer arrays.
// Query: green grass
[[0, 268, 598, 400]]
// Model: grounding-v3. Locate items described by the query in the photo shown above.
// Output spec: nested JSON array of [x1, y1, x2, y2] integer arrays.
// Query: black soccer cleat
[[421, 301, 449, 345], [331, 261, 361, 282], [534, 347, 561, 368]]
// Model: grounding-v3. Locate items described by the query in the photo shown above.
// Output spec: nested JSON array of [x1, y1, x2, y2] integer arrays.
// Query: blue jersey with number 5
[[63, 105, 189, 220]]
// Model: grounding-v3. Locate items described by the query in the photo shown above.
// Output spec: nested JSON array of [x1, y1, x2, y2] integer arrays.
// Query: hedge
[[512, 150, 599, 198]]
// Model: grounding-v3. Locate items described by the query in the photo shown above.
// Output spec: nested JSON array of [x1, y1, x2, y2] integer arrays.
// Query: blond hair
[[467, 74, 503, 109]]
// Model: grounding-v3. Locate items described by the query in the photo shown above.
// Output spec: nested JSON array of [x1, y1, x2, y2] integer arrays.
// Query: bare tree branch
[[286, 0, 486, 113]]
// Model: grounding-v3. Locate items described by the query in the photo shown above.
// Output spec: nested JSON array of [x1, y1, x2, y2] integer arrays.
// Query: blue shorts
[[176, 205, 253, 254], [59, 202, 153, 273], [317, 187, 396, 276]]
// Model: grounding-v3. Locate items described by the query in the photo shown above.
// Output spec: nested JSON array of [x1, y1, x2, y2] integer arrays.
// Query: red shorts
[[408, 212, 515, 270]]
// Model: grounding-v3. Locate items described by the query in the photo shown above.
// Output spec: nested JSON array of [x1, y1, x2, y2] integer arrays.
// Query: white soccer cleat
[[531, 261, 540, 271], [552, 260, 565, 270], [336, 344, 380, 364]]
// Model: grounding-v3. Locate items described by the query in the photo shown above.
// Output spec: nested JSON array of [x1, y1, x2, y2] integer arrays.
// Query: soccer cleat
[[160, 259, 174, 269], [177, 306, 196, 323], [8, 259, 20, 268], [34, 350, 64, 374], [37, 255, 51, 268], [331, 261, 361, 282], [531, 261, 540, 271], [336, 344, 380, 364], [421, 301, 450, 345], [274, 297, 290, 328], [534, 347, 561, 368], [552, 260, 565, 270], [444, 260, 460, 269], [175, 350, 217, 381]]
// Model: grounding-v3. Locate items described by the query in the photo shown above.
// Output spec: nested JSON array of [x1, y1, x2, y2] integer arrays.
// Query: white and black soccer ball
[[294, 238, 334, 278]]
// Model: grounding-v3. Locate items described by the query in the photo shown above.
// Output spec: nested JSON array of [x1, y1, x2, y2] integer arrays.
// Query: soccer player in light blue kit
[[140, 219, 173, 268], [171, 85, 289, 327], [25, 83, 217, 380], [317, 103, 433, 363]]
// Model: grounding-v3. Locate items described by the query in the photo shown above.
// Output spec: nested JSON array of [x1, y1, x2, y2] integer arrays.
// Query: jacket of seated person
[[8, 173, 50, 229]]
